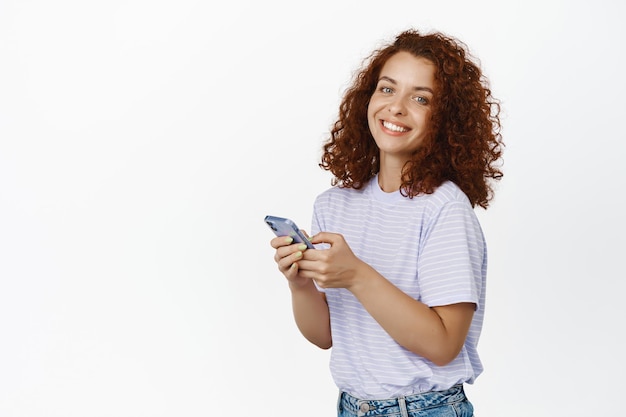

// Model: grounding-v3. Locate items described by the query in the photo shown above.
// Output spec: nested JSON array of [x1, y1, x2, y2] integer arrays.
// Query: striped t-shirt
[[310, 176, 487, 399]]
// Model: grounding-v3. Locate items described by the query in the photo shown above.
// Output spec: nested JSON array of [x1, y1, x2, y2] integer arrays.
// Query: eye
[[413, 96, 429, 105], [379, 86, 393, 94]]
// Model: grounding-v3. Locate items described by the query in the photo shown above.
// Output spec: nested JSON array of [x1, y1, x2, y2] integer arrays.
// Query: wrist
[[288, 278, 313, 292], [347, 260, 376, 293]]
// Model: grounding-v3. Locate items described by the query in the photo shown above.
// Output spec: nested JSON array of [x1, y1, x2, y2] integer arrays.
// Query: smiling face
[[367, 51, 436, 167]]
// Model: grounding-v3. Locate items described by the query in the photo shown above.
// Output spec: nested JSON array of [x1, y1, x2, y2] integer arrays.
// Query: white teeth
[[383, 121, 408, 132]]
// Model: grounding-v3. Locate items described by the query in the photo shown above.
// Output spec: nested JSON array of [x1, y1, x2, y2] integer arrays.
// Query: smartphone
[[264, 215, 314, 249]]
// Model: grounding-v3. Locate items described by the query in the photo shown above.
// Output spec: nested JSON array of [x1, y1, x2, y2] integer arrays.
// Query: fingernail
[[285, 237, 293, 244], [297, 244, 308, 251], [295, 251, 303, 258]]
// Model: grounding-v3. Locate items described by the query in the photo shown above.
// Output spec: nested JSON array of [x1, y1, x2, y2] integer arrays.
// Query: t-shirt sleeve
[[417, 201, 486, 309]]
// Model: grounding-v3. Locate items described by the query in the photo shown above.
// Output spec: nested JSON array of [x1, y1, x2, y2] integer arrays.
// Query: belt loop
[[398, 396, 408, 417]]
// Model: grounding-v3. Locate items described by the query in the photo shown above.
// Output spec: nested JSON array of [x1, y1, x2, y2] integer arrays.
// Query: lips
[[382, 120, 409, 133]]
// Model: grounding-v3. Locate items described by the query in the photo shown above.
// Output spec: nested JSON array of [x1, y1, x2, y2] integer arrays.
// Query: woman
[[270, 29, 503, 416]]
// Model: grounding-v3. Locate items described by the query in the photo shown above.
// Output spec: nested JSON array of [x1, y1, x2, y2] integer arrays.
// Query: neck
[[377, 153, 408, 192], [377, 169, 402, 193]]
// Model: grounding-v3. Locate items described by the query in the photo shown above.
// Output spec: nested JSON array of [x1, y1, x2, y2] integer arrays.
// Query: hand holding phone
[[264, 215, 314, 249]]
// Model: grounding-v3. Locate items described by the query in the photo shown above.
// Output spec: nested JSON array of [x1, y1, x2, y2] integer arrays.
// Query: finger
[[277, 249, 305, 273], [284, 262, 299, 279], [294, 258, 315, 273], [310, 231, 342, 246], [274, 242, 310, 263], [270, 236, 294, 249], [296, 264, 322, 283]]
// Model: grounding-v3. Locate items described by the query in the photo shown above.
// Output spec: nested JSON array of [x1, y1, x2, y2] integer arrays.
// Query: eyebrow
[[378, 76, 434, 94]]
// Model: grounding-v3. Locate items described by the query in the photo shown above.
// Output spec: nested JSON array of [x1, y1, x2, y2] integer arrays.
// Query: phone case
[[264, 215, 314, 249]]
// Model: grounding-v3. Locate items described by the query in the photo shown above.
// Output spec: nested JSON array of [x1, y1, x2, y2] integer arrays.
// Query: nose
[[387, 96, 406, 115]]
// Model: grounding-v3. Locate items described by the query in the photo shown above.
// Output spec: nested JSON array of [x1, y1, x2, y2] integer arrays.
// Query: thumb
[[310, 231, 342, 246]]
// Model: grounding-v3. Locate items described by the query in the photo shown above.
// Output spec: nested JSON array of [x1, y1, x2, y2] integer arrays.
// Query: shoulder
[[419, 181, 475, 225], [314, 183, 369, 206], [425, 181, 471, 207]]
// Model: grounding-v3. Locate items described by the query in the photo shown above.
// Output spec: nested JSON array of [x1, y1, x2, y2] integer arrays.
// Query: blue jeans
[[337, 384, 474, 417]]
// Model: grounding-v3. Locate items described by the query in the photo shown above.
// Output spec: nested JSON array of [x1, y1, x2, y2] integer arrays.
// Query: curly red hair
[[320, 29, 504, 208]]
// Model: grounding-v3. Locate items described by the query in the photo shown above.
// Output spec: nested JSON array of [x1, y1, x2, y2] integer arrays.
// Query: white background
[[1, 0, 625, 415]]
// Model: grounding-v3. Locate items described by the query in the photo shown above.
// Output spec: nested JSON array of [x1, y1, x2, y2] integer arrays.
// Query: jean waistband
[[339, 384, 466, 416]]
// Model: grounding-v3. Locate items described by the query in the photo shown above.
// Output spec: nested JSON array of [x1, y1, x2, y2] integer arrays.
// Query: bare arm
[[288, 279, 331, 349], [271, 236, 332, 349], [348, 261, 474, 365], [298, 232, 474, 365]]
